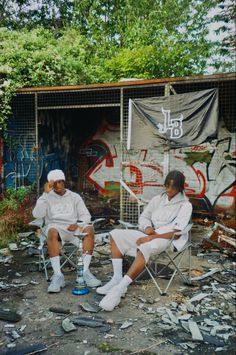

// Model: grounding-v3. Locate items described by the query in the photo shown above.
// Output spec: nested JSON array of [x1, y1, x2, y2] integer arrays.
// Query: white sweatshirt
[[32, 189, 91, 227], [139, 191, 192, 250]]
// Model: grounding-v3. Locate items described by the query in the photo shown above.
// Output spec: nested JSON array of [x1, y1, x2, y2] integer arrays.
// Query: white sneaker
[[48, 274, 65, 293], [96, 278, 121, 295], [99, 285, 127, 311], [83, 270, 101, 288]]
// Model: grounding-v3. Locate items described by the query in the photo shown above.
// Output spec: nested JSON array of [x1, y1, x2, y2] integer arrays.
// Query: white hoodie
[[139, 191, 192, 250], [32, 189, 91, 227]]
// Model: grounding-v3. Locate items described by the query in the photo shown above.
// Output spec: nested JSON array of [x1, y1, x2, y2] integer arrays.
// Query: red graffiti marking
[[190, 146, 207, 152], [217, 185, 236, 210], [123, 164, 163, 195], [185, 166, 207, 198]]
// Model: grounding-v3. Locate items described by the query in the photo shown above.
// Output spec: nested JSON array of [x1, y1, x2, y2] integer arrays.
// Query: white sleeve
[[173, 202, 193, 231], [75, 195, 91, 226], [32, 193, 48, 219], [138, 196, 160, 232]]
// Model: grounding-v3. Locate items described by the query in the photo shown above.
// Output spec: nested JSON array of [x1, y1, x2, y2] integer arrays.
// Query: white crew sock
[[112, 258, 123, 281], [117, 275, 132, 291], [83, 253, 92, 272], [50, 256, 62, 275]]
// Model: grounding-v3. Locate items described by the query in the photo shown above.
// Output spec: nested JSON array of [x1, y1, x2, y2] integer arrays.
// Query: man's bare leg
[[47, 228, 65, 293], [82, 225, 95, 255], [126, 250, 145, 280], [47, 228, 60, 257]]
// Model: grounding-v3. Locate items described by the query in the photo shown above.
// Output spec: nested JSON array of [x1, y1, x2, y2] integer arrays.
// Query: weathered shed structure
[[1, 73, 235, 220]]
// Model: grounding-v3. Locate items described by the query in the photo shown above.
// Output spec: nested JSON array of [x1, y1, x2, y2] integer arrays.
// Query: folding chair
[[29, 218, 106, 281], [143, 222, 193, 295], [119, 219, 193, 295]]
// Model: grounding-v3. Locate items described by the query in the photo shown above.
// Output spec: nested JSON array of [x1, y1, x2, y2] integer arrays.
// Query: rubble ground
[[0, 224, 235, 355]]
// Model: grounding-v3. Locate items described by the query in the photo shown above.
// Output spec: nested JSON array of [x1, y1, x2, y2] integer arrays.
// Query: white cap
[[47, 169, 65, 182]]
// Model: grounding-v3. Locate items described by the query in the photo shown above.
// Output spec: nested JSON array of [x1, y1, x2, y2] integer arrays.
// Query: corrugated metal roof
[[17, 72, 236, 93]]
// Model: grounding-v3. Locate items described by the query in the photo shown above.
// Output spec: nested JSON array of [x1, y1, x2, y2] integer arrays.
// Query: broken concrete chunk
[[8, 243, 19, 251], [210, 324, 233, 336], [178, 314, 191, 321], [120, 321, 133, 329], [79, 301, 101, 313], [188, 293, 209, 303], [186, 303, 195, 313], [0, 309, 22, 323], [166, 309, 179, 324], [62, 318, 77, 332], [188, 320, 203, 341]]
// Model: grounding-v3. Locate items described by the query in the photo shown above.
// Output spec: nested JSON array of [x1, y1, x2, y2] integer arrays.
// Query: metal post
[[120, 88, 124, 221], [35, 93, 40, 197], [163, 83, 171, 178]]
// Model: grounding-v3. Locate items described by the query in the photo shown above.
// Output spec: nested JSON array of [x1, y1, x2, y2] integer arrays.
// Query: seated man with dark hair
[[97, 170, 192, 311], [33, 169, 101, 293]]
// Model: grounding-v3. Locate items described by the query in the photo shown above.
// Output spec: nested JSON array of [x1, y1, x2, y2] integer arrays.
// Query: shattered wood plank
[[190, 268, 220, 281], [218, 235, 236, 248]]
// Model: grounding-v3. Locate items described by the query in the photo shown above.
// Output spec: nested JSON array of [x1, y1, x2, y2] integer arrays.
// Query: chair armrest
[[118, 220, 138, 229], [29, 218, 44, 228]]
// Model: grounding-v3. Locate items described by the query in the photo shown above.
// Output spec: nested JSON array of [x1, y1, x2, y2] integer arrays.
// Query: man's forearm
[[148, 230, 181, 241]]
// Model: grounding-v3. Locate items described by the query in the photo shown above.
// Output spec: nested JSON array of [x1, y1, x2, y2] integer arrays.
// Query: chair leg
[[40, 250, 49, 281], [146, 244, 192, 295], [145, 265, 165, 295], [60, 249, 77, 269]]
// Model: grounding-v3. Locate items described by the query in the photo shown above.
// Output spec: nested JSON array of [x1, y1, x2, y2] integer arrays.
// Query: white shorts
[[110, 229, 171, 263], [45, 224, 80, 247]]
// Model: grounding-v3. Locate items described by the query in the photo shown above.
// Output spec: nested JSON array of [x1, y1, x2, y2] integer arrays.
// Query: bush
[[0, 186, 33, 247]]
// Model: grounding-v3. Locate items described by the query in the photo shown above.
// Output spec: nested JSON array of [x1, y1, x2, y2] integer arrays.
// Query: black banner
[[128, 88, 219, 148]]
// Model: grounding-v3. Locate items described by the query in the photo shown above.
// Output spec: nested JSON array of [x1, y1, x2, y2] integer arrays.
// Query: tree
[[210, 0, 236, 72], [0, 0, 234, 137], [0, 27, 92, 137]]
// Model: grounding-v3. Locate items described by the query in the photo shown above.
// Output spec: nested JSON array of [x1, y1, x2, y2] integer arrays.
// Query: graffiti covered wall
[[84, 120, 236, 216]]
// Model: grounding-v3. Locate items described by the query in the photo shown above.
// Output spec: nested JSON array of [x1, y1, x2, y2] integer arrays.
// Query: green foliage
[[0, 186, 31, 215], [0, 0, 234, 137]]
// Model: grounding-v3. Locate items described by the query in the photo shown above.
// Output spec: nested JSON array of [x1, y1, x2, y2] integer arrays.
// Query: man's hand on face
[[44, 180, 54, 193]]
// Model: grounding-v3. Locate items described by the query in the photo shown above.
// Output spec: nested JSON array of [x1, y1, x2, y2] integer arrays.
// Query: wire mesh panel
[[120, 76, 236, 223], [121, 85, 165, 223], [38, 88, 120, 108], [4, 93, 37, 189]]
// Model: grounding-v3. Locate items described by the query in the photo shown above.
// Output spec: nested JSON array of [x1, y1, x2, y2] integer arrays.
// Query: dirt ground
[[0, 224, 235, 355]]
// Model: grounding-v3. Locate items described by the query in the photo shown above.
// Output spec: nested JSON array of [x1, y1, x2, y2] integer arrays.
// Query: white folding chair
[[119, 220, 193, 295]]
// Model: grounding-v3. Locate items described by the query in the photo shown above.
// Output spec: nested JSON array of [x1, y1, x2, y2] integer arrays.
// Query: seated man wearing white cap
[[32, 169, 101, 293]]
